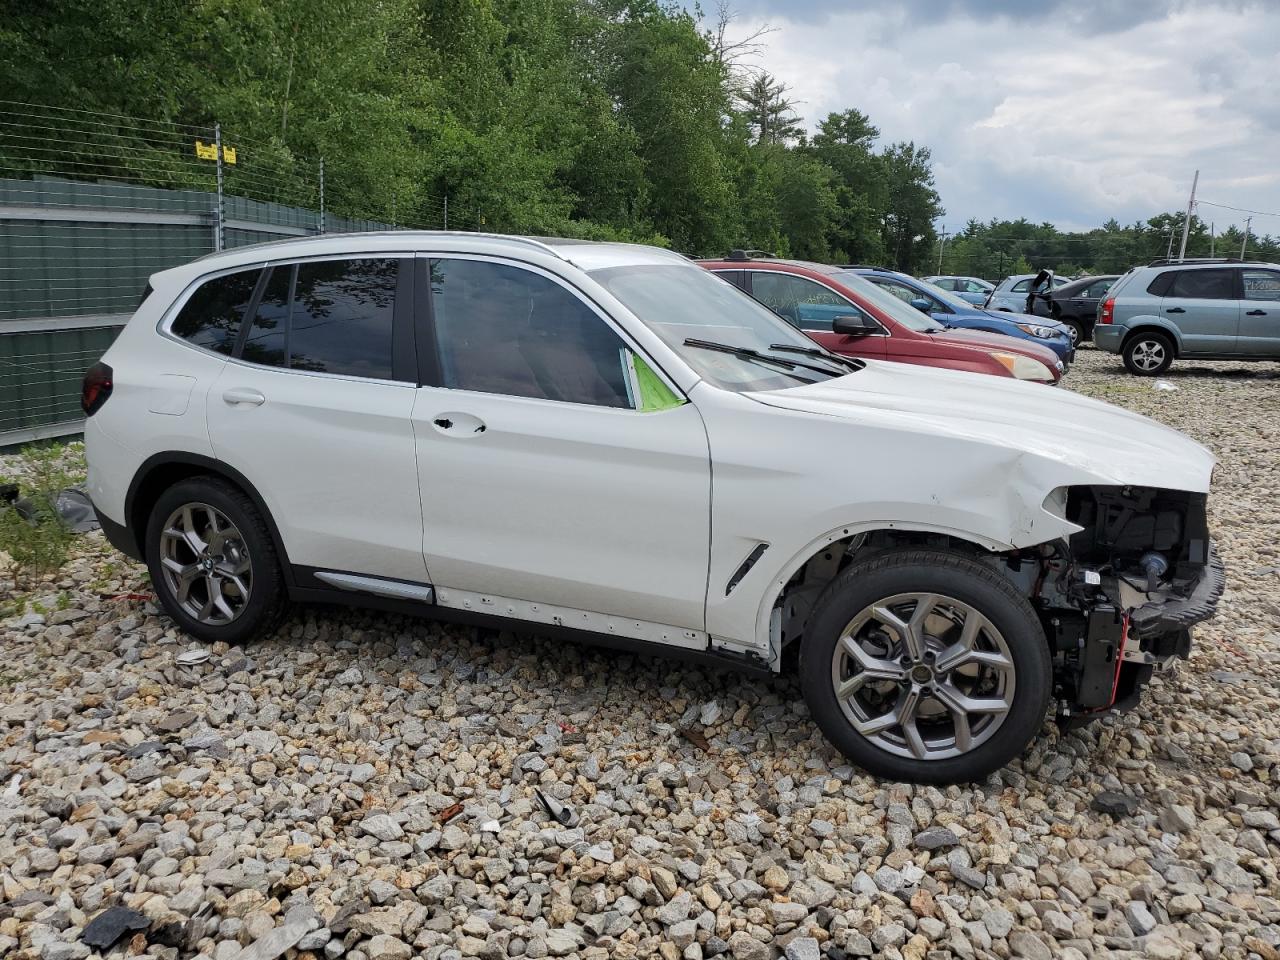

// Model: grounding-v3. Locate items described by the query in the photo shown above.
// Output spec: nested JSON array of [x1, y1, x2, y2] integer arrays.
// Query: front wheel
[[145, 476, 287, 645], [1122, 331, 1174, 376], [1060, 317, 1085, 346], [799, 549, 1051, 784]]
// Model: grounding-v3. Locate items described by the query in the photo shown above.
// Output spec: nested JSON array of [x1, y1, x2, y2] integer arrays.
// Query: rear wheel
[[1122, 331, 1174, 376], [799, 549, 1051, 784], [145, 477, 287, 644]]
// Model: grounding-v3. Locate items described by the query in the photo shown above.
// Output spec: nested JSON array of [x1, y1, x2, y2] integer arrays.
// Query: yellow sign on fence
[[194, 141, 237, 164]]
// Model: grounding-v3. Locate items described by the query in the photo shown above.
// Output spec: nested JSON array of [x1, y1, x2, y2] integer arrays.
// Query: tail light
[[81, 362, 113, 416], [1099, 296, 1115, 325]]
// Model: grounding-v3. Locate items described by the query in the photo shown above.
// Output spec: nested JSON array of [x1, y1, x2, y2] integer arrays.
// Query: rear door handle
[[222, 387, 266, 406], [1165, 307, 1185, 314], [1247, 309, 1267, 316]]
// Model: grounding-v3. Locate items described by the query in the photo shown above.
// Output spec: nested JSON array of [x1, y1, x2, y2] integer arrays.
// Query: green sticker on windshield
[[628, 352, 685, 412]]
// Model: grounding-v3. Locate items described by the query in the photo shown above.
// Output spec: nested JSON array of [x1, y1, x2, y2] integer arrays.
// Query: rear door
[[1238, 267, 1280, 356], [205, 255, 428, 584], [1160, 268, 1239, 355], [745, 270, 887, 358]]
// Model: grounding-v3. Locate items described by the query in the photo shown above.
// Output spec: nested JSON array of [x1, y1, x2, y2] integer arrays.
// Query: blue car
[[846, 268, 1076, 364]]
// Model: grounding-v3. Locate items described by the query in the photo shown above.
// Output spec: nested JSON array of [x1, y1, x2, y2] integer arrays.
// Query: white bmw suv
[[84, 233, 1224, 783]]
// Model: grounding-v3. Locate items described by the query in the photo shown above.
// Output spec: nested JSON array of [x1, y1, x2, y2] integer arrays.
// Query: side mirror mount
[[909, 297, 932, 314], [832, 314, 878, 336]]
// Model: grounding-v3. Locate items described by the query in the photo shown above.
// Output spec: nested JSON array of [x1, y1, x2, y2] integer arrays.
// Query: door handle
[[222, 387, 266, 406], [1247, 309, 1267, 316], [432, 412, 486, 436], [1165, 307, 1185, 314]]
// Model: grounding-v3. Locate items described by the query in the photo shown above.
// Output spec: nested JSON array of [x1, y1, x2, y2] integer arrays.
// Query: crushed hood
[[748, 361, 1214, 494]]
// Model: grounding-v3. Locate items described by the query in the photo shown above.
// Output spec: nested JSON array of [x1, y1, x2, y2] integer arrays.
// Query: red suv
[[699, 257, 1064, 383]]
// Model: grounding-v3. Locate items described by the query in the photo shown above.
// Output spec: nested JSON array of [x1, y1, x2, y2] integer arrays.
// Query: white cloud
[[718, 2, 1280, 235]]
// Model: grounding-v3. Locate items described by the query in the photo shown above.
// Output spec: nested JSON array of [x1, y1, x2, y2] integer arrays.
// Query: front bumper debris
[[1128, 544, 1226, 638]]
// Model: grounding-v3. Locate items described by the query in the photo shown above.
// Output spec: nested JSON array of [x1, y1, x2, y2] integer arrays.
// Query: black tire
[[1060, 317, 1086, 346], [1122, 330, 1174, 376], [799, 548, 1051, 784], [145, 476, 288, 645]]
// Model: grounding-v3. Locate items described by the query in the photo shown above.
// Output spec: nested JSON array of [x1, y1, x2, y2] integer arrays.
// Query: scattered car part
[[536, 789, 579, 827], [82, 907, 151, 951]]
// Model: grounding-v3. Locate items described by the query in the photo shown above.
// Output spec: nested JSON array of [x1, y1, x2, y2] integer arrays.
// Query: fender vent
[[725, 543, 769, 596]]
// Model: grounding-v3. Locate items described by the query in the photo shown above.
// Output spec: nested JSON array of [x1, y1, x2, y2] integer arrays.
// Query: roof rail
[[839, 264, 889, 271], [195, 229, 571, 263], [1146, 256, 1243, 267], [726, 248, 778, 261]]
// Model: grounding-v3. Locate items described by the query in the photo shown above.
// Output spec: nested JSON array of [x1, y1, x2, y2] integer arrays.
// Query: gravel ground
[[1, 348, 1279, 960]]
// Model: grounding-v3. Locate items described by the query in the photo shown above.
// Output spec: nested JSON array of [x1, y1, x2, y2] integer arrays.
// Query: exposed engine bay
[[1030, 484, 1223, 724]]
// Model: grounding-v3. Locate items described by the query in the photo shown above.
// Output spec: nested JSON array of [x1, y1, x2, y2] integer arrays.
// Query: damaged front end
[[1031, 485, 1224, 725]]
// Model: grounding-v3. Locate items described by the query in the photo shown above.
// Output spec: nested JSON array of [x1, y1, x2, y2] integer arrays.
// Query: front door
[[1238, 267, 1280, 356], [1160, 268, 1239, 355], [206, 256, 428, 583], [410, 255, 712, 637]]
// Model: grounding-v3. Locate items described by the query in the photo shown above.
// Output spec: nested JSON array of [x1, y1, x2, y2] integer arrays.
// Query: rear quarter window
[[171, 268, 261, 354], [1146, 271, 1177, 297]]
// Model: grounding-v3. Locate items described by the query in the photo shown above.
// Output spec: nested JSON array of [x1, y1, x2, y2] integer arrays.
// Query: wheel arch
[[125, 452, 294, 584], [754, 521, 1017, 666], [1121, 320, 1181, 355]]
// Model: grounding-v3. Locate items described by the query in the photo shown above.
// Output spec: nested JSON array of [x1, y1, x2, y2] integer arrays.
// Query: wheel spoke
[[840, 635, 907, 678], [211, 580, 236, 622], [933, 681, 1010, 716], [952, 710, 973, 753]]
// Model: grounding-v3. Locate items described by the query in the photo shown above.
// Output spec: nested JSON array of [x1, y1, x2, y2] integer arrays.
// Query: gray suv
[[1095, 258, 1280, 375]]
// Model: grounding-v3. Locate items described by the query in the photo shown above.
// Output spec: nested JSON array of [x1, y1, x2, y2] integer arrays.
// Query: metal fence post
[[443, 194, 448, 231], [213, 123, 226, 251], [318, 157, 326, 235]]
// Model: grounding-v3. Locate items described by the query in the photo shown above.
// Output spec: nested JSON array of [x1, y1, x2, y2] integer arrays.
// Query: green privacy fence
[[0, 101, 454, 445], [0, 189, 432, 446]]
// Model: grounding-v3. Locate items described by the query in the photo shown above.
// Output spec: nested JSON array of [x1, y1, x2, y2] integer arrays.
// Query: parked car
[[698, 257, 1064, 383], [987, 273, 1072, 312], [1094, 258, 1280, 375], [849, 268, 1076, 366], [1028, 274, 1119, 345], [85, 232, 1222, 783], [924, 275, 995, 306]]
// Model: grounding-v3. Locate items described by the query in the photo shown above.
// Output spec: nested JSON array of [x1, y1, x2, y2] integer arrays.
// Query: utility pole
[[1176, 169, 1198, 261], [1165, 223, 1176, 261], [936, 229, 947, 274], [1241, 217, 1252, 259], [1209, 221, 1214, 258]]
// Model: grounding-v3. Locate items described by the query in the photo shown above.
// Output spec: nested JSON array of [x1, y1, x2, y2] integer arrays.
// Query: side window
[[289, 259, 398, 378], [171, 268, 259, 354], [962, 280, 984, 293], [1147, 271, 1177, 297], [1242, 269, 1280, 302], [242, 265, 291, 367], [1168, 269, 1234, 300], [934, 279, 955, 290], [430, 258, 633, 408], [710, 269, 746, 291], [1011, 279, 1031, 293], [750, 272, 857, 331]]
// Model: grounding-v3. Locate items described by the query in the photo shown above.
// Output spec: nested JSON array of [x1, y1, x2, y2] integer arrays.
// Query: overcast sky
[[710, 0, 1279, 235]]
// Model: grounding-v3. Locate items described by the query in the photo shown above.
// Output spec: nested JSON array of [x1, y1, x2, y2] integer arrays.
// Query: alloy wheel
[[1131, 339, 1166, 371], [159, 502, 253, 624], [830, 592, 1016, 760]]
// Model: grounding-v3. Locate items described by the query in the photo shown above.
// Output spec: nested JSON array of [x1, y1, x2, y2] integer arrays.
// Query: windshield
[[590, 264, 846, 391], [834, 271, 947, 332]]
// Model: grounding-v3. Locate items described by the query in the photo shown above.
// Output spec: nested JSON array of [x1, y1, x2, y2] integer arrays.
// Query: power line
[[1197, 199, 1280, 220]]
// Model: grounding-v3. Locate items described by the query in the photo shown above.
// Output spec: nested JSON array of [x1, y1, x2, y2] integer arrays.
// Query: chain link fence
[[0, 102, 455, 444]]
